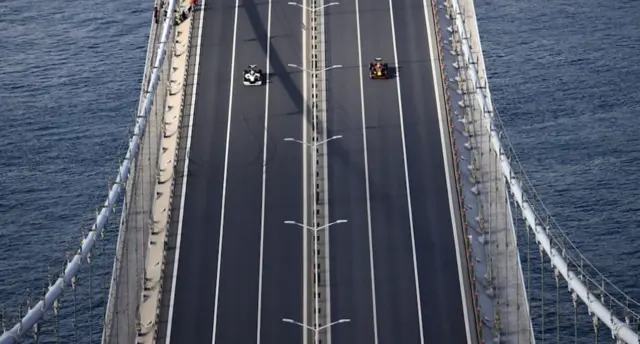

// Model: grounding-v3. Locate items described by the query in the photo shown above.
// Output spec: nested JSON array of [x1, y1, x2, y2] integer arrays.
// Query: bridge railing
[[0, 1, 179, 342], [448, 0, 640, 342], [429, 0, 484, 340], [102, 1, 165, 341], [436, 0, 536, 341], [136, 0, 194, 341]]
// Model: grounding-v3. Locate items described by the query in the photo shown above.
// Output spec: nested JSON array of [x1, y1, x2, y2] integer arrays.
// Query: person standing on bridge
[[161, 0, 168, 20], [153, 5, 159, 24]]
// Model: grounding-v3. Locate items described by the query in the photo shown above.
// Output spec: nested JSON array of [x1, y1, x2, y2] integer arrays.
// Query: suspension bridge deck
[[2, 0, 640, 344], [102, 0, 535, 343]]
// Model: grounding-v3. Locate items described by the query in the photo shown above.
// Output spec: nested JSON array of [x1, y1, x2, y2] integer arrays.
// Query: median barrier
[[136, 1, 195, 343]]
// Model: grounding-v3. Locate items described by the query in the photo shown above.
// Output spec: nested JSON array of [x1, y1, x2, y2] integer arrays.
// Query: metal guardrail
[[448, 0, 640, 342], [102, 3, 165, 341], [0, 1, 179, 342]]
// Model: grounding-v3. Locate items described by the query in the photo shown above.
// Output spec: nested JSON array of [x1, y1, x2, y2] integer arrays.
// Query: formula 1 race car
[[369, 57, 389, 79], [243, 64, 263, 86]]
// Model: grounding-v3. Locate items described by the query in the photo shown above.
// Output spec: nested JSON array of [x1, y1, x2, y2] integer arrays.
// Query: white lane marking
[[353, 0, 379, 341], [420, 1, 472, 342], [211, 0, 240, 341], [256, 0, 273, 340], [301, 0, 309, 341], [166, 0, 206, 341], [386, 0, 425, 342]]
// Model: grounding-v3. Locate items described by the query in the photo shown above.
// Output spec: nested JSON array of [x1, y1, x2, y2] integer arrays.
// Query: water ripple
[[0, 0, 149, 339]]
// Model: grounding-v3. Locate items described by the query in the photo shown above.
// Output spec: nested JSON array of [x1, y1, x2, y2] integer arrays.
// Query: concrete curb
[[136, 3, 194, 343]]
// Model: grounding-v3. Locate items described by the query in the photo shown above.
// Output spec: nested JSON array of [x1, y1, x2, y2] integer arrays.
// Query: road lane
[[212, 0, 273, 341], [170, 0, 467, 341], [327, 0, 467, 341], [255, 0, 305, 342], [325, 1, 377, 343], [169, 0, 281, 341], [392, 0, 467, 341], [168, 2, 234, 343], [357, 0, 424, 341], [170, 0, 308, 342]]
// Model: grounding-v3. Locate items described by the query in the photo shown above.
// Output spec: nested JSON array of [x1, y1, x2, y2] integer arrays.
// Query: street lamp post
[[287, 6, 343, 342], [285, 73, 343, 342], [284, 136, 343, 147], [284, 134, 343, 263], [287, 64, 343, 76], [286, 63, 342, 217], [284, 219, 348, 344], [284, 135, 342, 218], [287, 1, 340, 13], [282, 318, 351, 338], [284, 219, 348, 232]]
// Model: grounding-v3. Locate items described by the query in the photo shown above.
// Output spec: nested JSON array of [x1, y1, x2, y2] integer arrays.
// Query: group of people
[[153, 0, 198, 25]]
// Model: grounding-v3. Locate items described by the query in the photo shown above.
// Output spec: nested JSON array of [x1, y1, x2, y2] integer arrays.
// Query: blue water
[[476, 0, 640, 340], [0, 0, 149, 341], [0, 0, 639, 341]]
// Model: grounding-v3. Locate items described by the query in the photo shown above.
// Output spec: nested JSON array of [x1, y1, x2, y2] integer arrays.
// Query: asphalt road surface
[[326, 0, 468, 342], [166, 0, 305, 342]]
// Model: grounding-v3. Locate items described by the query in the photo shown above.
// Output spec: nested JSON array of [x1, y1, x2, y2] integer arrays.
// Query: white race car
[[243, 65, 263, 86]]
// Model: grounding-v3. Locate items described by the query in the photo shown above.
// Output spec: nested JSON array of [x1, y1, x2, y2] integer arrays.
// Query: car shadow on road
[[387, 66, 399, 78]]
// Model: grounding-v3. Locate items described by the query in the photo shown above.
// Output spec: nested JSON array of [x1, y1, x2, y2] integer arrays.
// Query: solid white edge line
[[420, 0, 472, 342], [386, 0, 426, 342], [211, 0, 240, 341], [166, 0, 206, 341], [301, 0, 309, 342], [353, 0, 379, 342], [256, 0, 273, 341]]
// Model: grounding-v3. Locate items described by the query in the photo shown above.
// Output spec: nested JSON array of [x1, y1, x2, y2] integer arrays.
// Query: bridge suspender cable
[[448, 0, 639, 342], [0, 0, 179, 342]]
